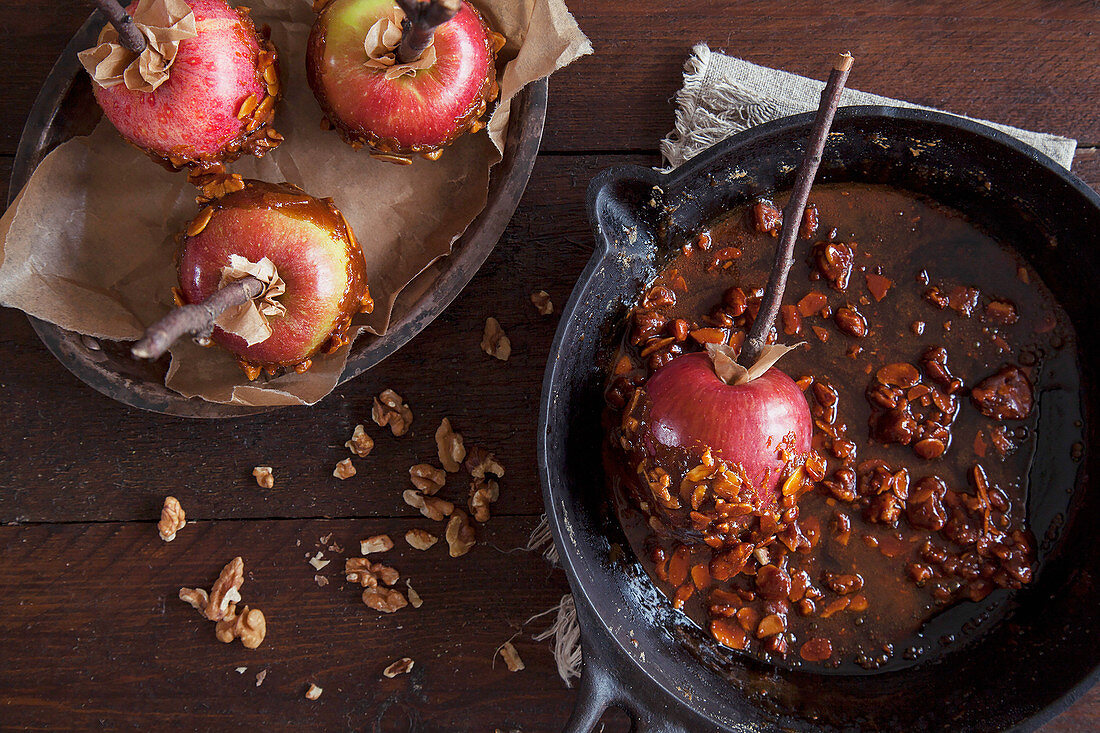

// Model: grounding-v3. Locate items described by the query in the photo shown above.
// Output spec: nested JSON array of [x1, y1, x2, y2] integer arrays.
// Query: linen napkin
[[660, 44, 1077, 171]]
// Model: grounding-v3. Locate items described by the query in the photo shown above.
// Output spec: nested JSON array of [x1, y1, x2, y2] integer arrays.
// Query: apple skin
[[643, 352, 813, 511], [307, 0, 497, 156], [93, 0, 278, 168], [178, 182, 369, 369]]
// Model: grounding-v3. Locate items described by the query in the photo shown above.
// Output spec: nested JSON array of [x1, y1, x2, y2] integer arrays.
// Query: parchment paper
[[0, 0, 591, 406]]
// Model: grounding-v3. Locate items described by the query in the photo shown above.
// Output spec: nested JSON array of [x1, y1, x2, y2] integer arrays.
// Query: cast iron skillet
[[538, 106, 1100, 731]]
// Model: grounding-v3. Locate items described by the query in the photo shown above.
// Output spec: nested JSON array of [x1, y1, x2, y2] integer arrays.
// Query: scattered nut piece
[[445, 510, 476, 557], [372, 389, 413, 436], [435, 418, 466, 472], [481, 317, 512, 361], [362, 586, 408, 612], [314, 574, 329, 587], [403, 490, 454, 521], [498, 642, 525, 672], [305, 683, 323, 700], [345, 424, 374, 457], [215, 605, 267, 649], [345, 557, 399, 587], [235, 667, 247, 674], [383, 657, 415, 678], [179, 587, 210, 616], [206, 557, 245, 622], [409, 464, 446, 495], [252, 466, 274, 489], [468, 477, 500, 523], [464, 446, 504, 479], [158, 496, 186, 542], [405, 529, 439, 551], [333, 458, 356, 480], [309, 551, 330, 570], [530, 290, 553, 315], [405, 580, 423, 608], [255, 669, 267, 687], [360, 534, 394, 554], [320, 533, 333, 544]]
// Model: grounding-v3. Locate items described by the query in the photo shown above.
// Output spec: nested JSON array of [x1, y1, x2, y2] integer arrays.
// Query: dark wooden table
[[1, 1, 1098, 730]]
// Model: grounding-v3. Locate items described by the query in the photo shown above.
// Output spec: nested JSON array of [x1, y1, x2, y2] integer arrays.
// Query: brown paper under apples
[[0, 0, 591, 407]]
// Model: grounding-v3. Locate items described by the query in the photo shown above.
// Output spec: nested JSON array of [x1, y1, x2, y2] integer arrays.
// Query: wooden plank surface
[[1, 0, 1099, 730]]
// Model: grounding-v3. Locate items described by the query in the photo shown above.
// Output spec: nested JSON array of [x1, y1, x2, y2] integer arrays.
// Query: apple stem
[[394, 0, 461, 64], [738, 53, 854, 369], [131, 276, 265, 360], [92, 0, 148, 54]]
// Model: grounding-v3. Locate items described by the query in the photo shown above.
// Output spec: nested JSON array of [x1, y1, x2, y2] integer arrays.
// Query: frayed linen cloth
[[660, 44, 1077, 171]]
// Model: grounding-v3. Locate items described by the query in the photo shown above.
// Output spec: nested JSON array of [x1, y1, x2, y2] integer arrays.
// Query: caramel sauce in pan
[[605, 183, 1084, 672]]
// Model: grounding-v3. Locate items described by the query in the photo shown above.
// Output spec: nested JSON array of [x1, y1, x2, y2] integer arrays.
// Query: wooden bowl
[[9, 10, 547, 418]]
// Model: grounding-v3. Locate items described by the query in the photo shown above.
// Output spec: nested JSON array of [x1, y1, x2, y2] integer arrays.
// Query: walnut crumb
[[360, 534, 394, 554], [405, 580, 423, 608], [314, 574, 329, 587], [530, 290, 554, 315], [362, 586, 408, 612], [305, 683, 323, 700], [403, 490, 454, 521], [405, 529, 438, 551], [409, 464, 446, 495], [308, 551, 330, 570], [499, 641, 525, 672], [435, 418, 466, 472], [372, 389, 413, 436], [206, 557, 244, 621], [333, 458, 356, 480], [383, 657, 415, 678], [481, 317, 512, 361], [252, 466, 274, 489], [445, 510, 476, 557], [255, 669, 267, 687], [158, 496, 186, 542], [215, 605, 266, 649], [345, 424, 374, 457]]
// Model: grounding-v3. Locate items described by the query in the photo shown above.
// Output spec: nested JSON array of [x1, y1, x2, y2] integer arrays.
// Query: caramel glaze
[[305, 1, 502, 163], [605, 184, 1082, 672], [176, 180, 371, 379]]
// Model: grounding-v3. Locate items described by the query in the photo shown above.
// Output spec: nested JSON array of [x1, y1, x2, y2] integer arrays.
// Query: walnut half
[[345, 424, 374, 457], [468, 477, 500, 523], [346, 558, 399, 588], [409, 464, 446, 495], [363, 586, 408, 613], [215, 604, 267, 649], [481, 317, 512, 361], [445, 510, 476, 557], [403, 490, 454, 521], [372, 389, 413, 436], [158, 496, 186, 542], [435, 418, 466, 472], [405, 529, 438, 551], [205, 556, 244, 622]]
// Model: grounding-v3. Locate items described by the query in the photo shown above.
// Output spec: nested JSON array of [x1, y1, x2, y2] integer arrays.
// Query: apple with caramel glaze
[[84, 0, 282, 172], [306, 0, 501, 163]]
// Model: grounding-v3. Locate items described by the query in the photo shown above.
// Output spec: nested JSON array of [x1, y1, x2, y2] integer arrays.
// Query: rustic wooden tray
[[9, 10, 547, 418]]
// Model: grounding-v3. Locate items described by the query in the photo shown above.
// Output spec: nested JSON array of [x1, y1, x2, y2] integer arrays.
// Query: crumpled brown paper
[[363, 6, 438, 80], [706, 342, 805, 385], [77, 0, 197, 93], [214, 255, 286, 346], [0, 0, 591, 407]]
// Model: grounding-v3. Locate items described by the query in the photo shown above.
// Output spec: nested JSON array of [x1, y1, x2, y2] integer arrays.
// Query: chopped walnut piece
[[360, 534, 394, 554], [255, 669, 267, 687], [333, 458, 356, 480], [464, 446, 504, 479], [435, 418, 466, 472], [445, 510, 476, 557], [304, 683, 323, 700], [405, 529, 439, 550], [215, 605, 267, 649], [530, 290, 554, 315], [158, 496, 186, 542], [372, 389, 413, 436], [498, 642, 525, 672], [252, 466, 274, 489], [179, 587, 210, 617], [345, 557, 399, 587], [403, 490, 454, 521], [481, 317, 512, 361], [363, 586, 408, 612], [405, 580, 423, 607], [314, 574, 329, 587], [206, 557, 244, 622], [308, 551, 330, 570], [468, 477, 500, 522], [345, 424, 374, 457], [383, 657, 415, 678], [409, 464, 446, 495]]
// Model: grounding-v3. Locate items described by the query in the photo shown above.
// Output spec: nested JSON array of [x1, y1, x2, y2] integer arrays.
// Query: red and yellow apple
[[306, 0, 500, 162]]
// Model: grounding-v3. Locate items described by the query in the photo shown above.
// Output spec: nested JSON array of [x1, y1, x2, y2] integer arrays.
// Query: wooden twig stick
[[394, 0, 460, 64], [93, 0, 148, 54], [738, 52, 853, 368], [131, 276, 265, 360]]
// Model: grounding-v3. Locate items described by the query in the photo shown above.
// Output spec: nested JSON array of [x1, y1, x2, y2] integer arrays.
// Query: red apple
[[90, 0, 281, 171], [643, 352, 813, 511], [177, 181, 371, 378], [306, 0, 499, 162]]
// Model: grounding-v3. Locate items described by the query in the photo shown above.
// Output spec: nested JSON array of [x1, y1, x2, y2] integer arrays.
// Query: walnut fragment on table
[[252, 466, 274, 488], [215, 605, 267, 649], [360, 534, 394, 554], [405, 529, 438, 550], [530, 290, 554, 315], [333, 458, 356, 480], [445, 510, 476, 557], [481, 317, 511, 360], [409, 463, 446, 494], [383, 657, 415, 678], [345, 424, 374, 457], [498, 641, 525, 672], [436, 418, 466, 472], [158, 496, 186, 542], [372, 389, 413, 436]]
